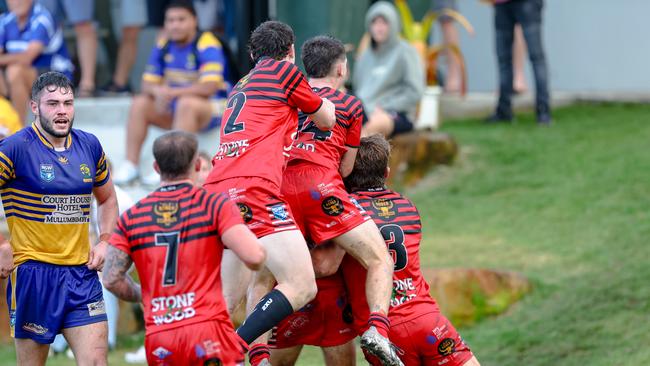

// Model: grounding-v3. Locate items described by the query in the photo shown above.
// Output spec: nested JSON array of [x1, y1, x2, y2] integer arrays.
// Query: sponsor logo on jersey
[[372, 198, 396, 219], [151, 292, 196, 326], [154, 201, 179, 227], [391, 277, 417, 307], [22, 322, 48, 335], [88, 300, 106, 316], [237, 203, 253, 223], [79, 163, 92, 183], [42, 194, 91, 224], [269, 204, 289, 221], [437, 338, 456, 356], [321, 196, 344, 216], [152, 346, 172, 360], [40, 163, 55, 182]]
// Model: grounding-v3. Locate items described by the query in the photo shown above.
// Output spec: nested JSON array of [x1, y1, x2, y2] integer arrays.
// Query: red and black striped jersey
[[207, 57, 323, 189], [288, 87, 363, 170], [109, 183, 243, 335], [342, 188, 438, 330]]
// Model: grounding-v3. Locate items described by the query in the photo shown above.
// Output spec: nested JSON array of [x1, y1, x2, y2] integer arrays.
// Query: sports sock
[[248, 343, 270, 366], [237, 289, 294, 344], [368, 311, 391, 338]]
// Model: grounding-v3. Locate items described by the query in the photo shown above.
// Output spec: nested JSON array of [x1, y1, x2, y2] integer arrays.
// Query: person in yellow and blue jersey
[[113, 0, 231, 185], [0, 71, 118, 366]]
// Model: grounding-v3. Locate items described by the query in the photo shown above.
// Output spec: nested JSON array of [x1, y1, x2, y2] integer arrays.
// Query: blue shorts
[[7, 260, 107, 344]]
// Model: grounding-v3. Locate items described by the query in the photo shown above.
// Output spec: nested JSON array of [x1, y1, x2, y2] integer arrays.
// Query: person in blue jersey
[[113, 0, 231, 185], [0, 0, 74, 123], [0, 71, 118, 366]]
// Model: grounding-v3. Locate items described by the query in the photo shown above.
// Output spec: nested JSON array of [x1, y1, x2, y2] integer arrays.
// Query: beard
[[38, 111, 74, 138]]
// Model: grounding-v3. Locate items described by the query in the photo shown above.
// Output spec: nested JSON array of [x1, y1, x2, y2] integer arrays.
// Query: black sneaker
[[537, 113, 552, 126], [98, 82, 131, 96]]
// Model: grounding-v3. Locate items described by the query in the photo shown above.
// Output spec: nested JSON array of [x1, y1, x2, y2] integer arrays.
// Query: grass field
[[1, 103, 648, 365]]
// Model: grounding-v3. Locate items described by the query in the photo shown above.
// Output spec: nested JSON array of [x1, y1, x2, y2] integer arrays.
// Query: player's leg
[[236, 230, 317, 344], [173, 95, 214, 132], [63, 322, 108, 366], [270, 345, 304, 366], [14, 339, 49, 366], [322, 341, 356, 366], [221, 249, 252, 315]]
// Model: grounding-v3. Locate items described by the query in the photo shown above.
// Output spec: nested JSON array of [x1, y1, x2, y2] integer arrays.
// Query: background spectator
[[99, 0, 147, 95], [487, 0, 550, 124], [113, 1, 230, 185], [0, 0, 74, 122], [431, 0, 463, 93], [354, 1, 425, 137], [39, 0, 98, 97]]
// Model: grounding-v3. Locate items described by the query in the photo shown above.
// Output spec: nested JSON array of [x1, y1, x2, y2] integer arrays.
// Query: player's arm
[[221, 224, 266, 271], [0, 234, 13, 279], [89, 179, 118, 270], [309, 97, 336, 131], [339, 147, 358, 178], [0, 41, 44, 66], [102, 245, 142, 303], [311, 242, 346, 278]]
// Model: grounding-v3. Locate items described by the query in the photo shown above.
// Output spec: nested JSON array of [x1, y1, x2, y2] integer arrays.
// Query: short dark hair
[[301, 35, 346, 79], [31, 71, 74, 102], [153, 131, 199, 180], [165, 0, 196, 17], [248, 21, 294, 63], [344, 134, 391, 191]]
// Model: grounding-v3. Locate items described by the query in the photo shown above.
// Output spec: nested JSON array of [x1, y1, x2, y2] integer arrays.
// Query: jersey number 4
[[155, 232, 181, 286], [298, 114, 332, 141], [380, 224, 408, 272], [223, 92, 246, 134]]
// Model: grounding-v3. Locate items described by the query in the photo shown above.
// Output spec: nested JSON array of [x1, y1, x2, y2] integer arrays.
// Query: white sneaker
[[141, 170, 160, 187], [125, 345, 147, 364], [113, 161, 139, 185], [65, 348, 74, 360]]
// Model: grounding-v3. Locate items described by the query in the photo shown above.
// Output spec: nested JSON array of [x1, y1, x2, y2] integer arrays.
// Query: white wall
[[441, 0, 650, 92]]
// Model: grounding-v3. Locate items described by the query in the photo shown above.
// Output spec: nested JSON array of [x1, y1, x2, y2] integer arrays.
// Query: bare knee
[[6, 64, 28, 84]]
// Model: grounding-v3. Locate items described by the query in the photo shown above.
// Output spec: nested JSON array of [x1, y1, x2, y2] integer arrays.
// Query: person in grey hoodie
[[354, 1, 425, 137]]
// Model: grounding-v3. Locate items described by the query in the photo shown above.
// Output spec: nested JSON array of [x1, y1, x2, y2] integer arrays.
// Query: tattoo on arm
[[103, 245, 142, 303]]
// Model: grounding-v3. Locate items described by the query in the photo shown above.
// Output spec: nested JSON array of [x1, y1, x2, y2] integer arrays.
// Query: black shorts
[[390, 111, 414, 136]]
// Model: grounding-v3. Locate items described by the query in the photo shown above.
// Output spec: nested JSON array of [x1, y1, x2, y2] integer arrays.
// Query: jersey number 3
[[380, 224, 408, 272], [223, 92, 246, 134], [155, 232, 181, 286]]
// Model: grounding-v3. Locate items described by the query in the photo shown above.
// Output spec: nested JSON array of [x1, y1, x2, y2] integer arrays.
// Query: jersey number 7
[[155, 232, 181, 286]]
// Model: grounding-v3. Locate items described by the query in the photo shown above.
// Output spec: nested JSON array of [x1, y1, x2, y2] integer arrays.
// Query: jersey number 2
[[155, 232, 180, 286], [380, 224, 408, 272], [223, 92, 246, 134]]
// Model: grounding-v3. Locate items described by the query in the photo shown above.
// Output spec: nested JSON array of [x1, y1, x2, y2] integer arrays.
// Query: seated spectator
[[0, 0, 74, 122], [39, 0, 97, 97], [99, 0, 148, 95], [0, 95, 20, 139], [113, 0, 230, 185], [353, 1, 425, 137]]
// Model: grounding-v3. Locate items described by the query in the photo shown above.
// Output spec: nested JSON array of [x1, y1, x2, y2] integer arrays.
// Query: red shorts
[[204, 176, 298, 238], [269, 274, 355, 349], [145, 320, 246, 366], [281, 162, 369, 244], [365, 311, 475, 366]]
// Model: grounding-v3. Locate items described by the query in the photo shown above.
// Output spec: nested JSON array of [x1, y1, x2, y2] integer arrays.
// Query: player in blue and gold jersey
[[0, 72, 118, 365], [113, 0, 231, 185]]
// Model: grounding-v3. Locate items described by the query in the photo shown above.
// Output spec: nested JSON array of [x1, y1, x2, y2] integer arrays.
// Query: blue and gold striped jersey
[[0, 124, 110, 265]]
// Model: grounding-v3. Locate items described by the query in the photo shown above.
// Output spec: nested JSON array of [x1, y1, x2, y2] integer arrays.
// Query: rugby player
[[271, 35, 401, 366], [343, 134, 480, 366], [0, 71, 118, 365], [202, 20, 336, 364], [103, 131, 266, 365]]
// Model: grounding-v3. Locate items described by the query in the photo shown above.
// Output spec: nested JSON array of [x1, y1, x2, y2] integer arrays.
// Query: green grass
[[1, 103, 648, 365]]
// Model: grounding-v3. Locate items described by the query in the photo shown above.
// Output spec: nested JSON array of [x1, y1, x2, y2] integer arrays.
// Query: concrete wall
[[444, 0, 650, 92]]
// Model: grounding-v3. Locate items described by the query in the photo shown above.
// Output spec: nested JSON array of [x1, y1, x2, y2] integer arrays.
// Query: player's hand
[[87, 240, 109, 271], [0, 241, 14, 279]]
